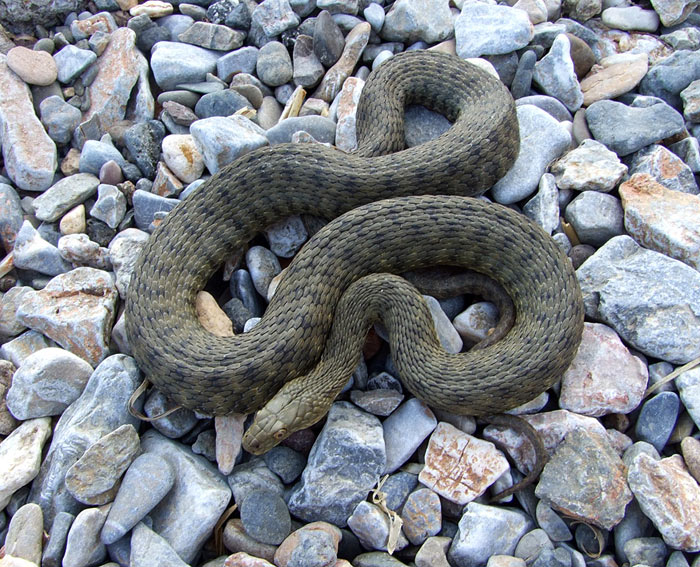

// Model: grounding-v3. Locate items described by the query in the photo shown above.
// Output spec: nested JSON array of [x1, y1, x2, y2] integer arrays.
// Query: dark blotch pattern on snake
[[125, 51, 585, 435]]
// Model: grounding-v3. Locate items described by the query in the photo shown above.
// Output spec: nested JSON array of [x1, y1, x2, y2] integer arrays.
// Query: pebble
[[0, 331, 55, 368], [2, 502, 44, 565], [576, 235, 700, 364], [6, 347, 93, 420], [382, 398, 436, 474], [130, 189, 177, 231], [347, 500, 408, 552], [623, 537, 668, 567], [178, 21, 245, 51], [585, 98, 685, 157], [314, 10, 345, 68], [533, 34, 583, 112], [559, 323, 648, 417], [0, 418, 52, 510], [266, 115, 336, 144], [239, 489, 292, 545], [7, 45, 57, 85], [144, 389, 199, 438], [0, 183, 23, 252], [53, 44, 97, 83], [33, 173, 99, 223], [452, 301, 500, 343], [140, 430, 231, 563], [223, 519, 278, 563], [99, 160, 123, 186], [257, 41, 294, 87], [401, 488, 441, 545], [601, 6, 659, 31], [15, 267, 118, 366], [0, 54, 57, 192], [639, 49, 700, 109], [313, 22, 371, 102], [455, 3, 533, 59], [130, 521, 190, 567], [419, 422, 509, 505], [619, 174, 700, 270], [274, 522, 341, 567], [565, 191, 624, 247], [101, 453, 175, 544], [649, 0, 699, 26], [62, 504, 110, 567], [191, 116, 268, 174], [448, 503, 534, 567], [84, 28, 153, 131], [628, 453, 700, 551], [293, 34, 324, 88], [64, 423, 140, 505], [246, 245, 282, 297], [629, 145, 699, 195], [58, 232, 111, 270], [677, 367, 700, 431], [79, 138, 128, 176], [90, 184, 127, 229], [580, 52, 649, 106], [511, 50, 537, 99], [12, 221, 72, 276], [535, 428, 632, 530], [550, 139, 627, 192], [364, 3, 384, 33], [151, 41, 222, 90], [251, 0, 300, 37], [108, 228, 150, 298], [28, 355, 141, 524], [42, 511, 75, 567], [264, 215, 308, 258], [217, 46, 259, 82], [195, 89, 251, 118], [515, 94, 572, 121], [350, 389, 404, 416], [491, 104, 571, 204], [521, 173, 559, 234], [0, 288, 29, 341], [287, 402, 385, 527], [415, 536, 451, 567], [635, 392, 680, 452], [681, 436, 700, 482], [381, 0, 452, 44], [229, 459, 285, 506], [262, 445, 306, 484], [124, 120, 166, 180]]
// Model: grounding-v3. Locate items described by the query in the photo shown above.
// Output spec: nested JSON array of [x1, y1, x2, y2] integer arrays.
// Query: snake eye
[[273, 428, 288, 440]]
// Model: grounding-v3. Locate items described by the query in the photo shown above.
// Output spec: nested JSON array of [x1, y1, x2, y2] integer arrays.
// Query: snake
[[125, 50, 584, 454]]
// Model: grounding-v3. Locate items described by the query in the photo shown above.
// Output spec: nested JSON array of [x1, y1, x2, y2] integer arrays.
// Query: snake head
[[242, 394, 309, 455]]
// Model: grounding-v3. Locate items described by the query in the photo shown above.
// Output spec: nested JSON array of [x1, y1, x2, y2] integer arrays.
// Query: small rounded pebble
[[239, 490, 292, 545], [7, 45, 58, 85]]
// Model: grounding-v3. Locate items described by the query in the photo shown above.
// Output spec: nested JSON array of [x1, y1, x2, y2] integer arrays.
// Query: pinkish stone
[[620, 173, 700, 270], [6, 46, 58, 86], [224, 553, 275, 567], [335, 76, 364, 152], [215, 414, 245, 475], [418, 422, 509, 505], [15, 267, 119, 366], [83, 27, 154, 130], [628, 453, 700, 551], [71, 11, 118, 39], [560, 323, 648, 417], [0, 54, 57, 191]]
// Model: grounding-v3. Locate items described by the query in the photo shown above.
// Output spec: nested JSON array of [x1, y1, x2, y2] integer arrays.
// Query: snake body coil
[[125, 51, 584, 420]]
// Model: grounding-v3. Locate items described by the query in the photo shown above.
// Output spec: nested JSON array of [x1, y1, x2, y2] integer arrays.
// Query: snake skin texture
[[125, 50, 584, 418]]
